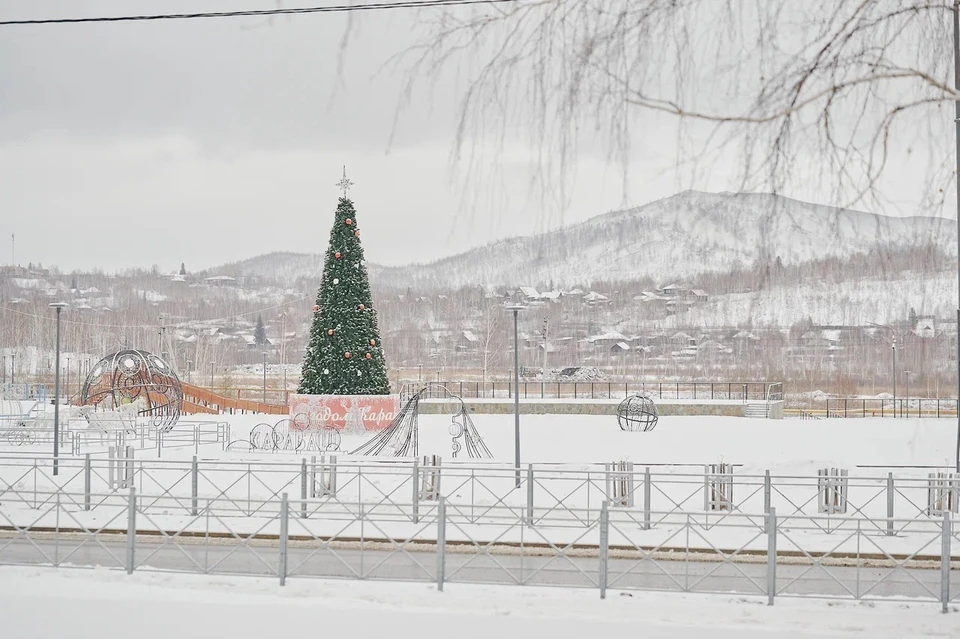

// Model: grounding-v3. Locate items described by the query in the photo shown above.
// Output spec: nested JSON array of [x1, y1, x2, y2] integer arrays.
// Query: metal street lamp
[[505, 304, 526, 488], [953, 0, 960, 471], [187, 360, 193, 384], [49, 302, 68, 476], [869, 322, 898, 417]]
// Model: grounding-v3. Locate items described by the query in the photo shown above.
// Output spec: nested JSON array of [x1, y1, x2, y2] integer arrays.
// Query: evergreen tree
[[298, 196, 390, 395], [70, 275, 78, 290], [179, 262, 187, 276], [254, 314, 267, 346], [908, 307, 918, 329]]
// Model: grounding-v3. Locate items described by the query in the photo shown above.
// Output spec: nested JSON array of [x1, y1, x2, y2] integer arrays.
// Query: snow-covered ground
[[0, 567, 955, 638], [223, 413, 960, 471]]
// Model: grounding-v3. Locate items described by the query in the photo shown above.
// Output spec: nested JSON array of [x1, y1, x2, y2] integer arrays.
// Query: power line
[[0, 0, 514, 26]]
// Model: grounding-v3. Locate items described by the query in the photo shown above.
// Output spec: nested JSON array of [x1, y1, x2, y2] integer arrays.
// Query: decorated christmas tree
[[298, 170, 391, 395]]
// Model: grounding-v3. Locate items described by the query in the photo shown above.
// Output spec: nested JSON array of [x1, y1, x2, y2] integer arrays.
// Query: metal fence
[[0, 485, 955, 609], [820, 398, 959, 418], [0, 421, 230, 457], [1, 456, 958, 528], [412, 381, 780, 401]]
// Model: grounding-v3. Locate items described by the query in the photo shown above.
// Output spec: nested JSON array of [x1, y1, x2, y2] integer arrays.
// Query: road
[[0, 534, 950, 601]]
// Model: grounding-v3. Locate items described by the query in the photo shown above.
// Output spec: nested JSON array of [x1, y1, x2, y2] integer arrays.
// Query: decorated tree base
[[289, 394, 400, 431]]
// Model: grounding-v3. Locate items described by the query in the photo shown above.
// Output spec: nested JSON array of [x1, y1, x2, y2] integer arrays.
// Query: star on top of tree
[[336, 166, 354, 197]]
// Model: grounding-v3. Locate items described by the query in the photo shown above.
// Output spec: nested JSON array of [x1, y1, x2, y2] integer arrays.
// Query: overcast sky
[[0, 0, 947, 274]]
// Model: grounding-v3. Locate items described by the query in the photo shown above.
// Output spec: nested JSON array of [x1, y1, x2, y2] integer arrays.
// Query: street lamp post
[[953, 0, 960, 471], [869, 323, 898, 417], [49, 302, 68, 476], [505, 304, 525, 488], [210, 362, 214, 389]]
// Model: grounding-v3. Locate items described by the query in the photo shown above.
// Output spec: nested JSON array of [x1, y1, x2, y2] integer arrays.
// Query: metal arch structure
[[617, 394, 660, 432], [393, 382, 494, 459], [80, 349, 183, 432], [350, 389, 423, 457]]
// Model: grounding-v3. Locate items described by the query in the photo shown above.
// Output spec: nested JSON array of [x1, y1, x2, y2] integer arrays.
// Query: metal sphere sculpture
[[616, 394, 659, 432], [80, 350, 183, 430]]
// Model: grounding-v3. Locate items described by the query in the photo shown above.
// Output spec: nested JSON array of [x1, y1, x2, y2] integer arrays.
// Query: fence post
[[310, 455, 317, 498], [108, 446, 116, 489], [763, 470, 771, 532], [599, 500, 609, 600], [191, 456, 199, 517], [84, 453, 91, 512], [941, 510, 951, 614], [766, 507, 776, 606], [412, 457, 420, 524], [126, 486, 136, 575], [886, 473, 895, 537], [125, 446, 134, 490], [437, 497, 446, 592], [300, 458, 308, 519], [526, 465, 535, 526], [279, 493, 289, 587], [643, 467, 652, 530]]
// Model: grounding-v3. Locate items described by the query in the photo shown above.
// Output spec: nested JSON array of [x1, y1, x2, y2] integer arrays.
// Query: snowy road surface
[[0, 536, 947, 600], [0, 566, 956, 639]]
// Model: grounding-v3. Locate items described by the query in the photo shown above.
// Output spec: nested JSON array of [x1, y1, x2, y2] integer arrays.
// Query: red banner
[[287, 394, 400, 431]]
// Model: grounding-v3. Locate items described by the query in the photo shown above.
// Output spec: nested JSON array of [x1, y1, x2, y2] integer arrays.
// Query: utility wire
[[0, 0, 514, 26]]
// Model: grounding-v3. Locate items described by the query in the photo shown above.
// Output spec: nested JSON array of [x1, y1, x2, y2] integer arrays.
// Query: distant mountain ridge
[[209, 191, 955, 289]]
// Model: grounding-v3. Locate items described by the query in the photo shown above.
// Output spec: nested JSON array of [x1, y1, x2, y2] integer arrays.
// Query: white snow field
[[0, 567, 956, 639], [223, 413, 960, 470]]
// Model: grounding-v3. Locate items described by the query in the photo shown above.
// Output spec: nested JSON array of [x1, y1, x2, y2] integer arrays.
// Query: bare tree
[[396, 1, 959, 214]]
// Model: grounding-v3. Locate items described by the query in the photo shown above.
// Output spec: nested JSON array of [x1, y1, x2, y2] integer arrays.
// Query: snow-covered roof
[[582, 291, 609, 303], [691, 289, 708, 297], [205, 275, 237, 282], [613, 342, 631, 351], [519, 286, 540, 299], [588, 331, 629, 343], [461, 330, 479, 343]]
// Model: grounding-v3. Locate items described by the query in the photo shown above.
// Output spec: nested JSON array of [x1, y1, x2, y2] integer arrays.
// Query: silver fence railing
[[0, 421, 231, 456], [0, 489, 955, 609], [1, 456, 958, 531]]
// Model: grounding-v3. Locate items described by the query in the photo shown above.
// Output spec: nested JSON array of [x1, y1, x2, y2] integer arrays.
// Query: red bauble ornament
[[345, 219, 353, 225], [369, 339, 376, 346], [358, 304, 366, 311], [344, 352, 351, 359], [335, 252, 341, 259], [365, 352, 372, 360], [354, 231, 360, 237], [312, 305, 319, 312], [327, 329, 334, 336]]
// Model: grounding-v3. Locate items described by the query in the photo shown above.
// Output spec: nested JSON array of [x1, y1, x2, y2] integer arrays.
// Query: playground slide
[[180, 382, 287, 416]]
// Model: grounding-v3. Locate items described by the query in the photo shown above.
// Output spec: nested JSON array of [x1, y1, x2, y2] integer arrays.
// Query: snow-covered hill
[[211, 191, 955, 288]]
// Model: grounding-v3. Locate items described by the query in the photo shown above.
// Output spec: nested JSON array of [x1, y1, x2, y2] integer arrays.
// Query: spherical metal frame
[[616, 394, 659, 432], [80, 349, 183, 431]]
